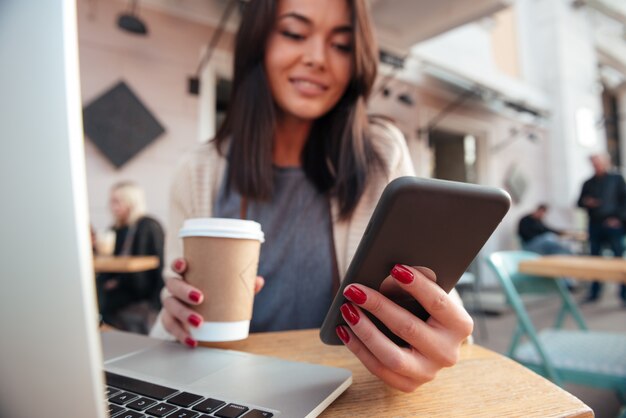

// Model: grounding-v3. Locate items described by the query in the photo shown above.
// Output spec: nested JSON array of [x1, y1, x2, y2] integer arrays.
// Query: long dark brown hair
[[215, 0, 384, 219]]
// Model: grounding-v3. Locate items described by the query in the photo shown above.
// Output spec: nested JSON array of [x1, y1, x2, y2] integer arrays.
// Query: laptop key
[[127, 397, 158, 411], [106, 372, 179, 400], [168, 410, 199, 418], [107, 403, 125, 417], [243, 410, 273, 418], [167, 392, 204, 407], [192, 398, 225, 413], [115, 411, 145, 418], [214, 403, 249, 418], [110, 391, 139, 405], [106, 386, 122, 398], [145, 403, 178, 417]]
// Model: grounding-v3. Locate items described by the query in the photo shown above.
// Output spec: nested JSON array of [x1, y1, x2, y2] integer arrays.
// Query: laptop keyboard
[[105, 372, 274, 418]]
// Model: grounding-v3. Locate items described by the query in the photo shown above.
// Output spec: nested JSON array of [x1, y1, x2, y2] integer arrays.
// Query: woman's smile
[[289, 76, 329, 96]]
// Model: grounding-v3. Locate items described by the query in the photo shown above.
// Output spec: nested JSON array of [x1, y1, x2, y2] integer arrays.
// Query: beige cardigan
[[150, 123, 463, 339]]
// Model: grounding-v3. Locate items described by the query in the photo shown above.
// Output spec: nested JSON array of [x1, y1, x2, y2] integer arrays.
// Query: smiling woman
[[151, 0, 474, 393], [265, 1, 354, 121], [214, 0, 382, 217]]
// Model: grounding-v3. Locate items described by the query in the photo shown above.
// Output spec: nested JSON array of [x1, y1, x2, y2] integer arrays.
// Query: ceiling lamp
[[117, 0, 148, 36]]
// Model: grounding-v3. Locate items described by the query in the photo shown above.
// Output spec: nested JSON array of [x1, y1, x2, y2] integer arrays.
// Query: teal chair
[[487, 251, 626, 415]]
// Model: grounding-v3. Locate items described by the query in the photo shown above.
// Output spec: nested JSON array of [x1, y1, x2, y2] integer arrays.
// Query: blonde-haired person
[[97, 181, 165, 334], [110, 181, 147, 227]]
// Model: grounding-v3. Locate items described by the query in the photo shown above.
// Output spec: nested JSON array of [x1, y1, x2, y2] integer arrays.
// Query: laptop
[[0, 2, 351, 418]]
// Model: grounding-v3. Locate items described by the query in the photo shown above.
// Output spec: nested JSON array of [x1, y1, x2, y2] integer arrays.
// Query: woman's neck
[[273, 114, 312, 167]]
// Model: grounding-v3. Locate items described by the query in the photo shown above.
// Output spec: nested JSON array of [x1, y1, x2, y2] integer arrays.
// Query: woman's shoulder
[[171, 140, 226, 182], [177, 140, 223, 168]]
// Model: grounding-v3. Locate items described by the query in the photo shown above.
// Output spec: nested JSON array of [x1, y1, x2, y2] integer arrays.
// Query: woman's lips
[[290, 78, 328, 96]]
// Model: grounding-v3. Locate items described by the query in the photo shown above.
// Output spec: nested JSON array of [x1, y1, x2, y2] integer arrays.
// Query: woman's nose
[[302, 37, 326, 70]]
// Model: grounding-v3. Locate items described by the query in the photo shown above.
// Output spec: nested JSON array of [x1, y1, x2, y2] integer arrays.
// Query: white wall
[[77, 0, 232, 231], [517, 0, 606, 225]]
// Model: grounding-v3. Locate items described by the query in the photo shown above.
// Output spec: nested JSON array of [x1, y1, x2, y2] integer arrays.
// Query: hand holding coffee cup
[[162, 260, 265, 347], [168, 218, 264, 343]]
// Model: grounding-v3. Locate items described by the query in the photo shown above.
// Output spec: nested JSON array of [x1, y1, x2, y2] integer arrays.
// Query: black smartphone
[[319, 176, 511, 345]]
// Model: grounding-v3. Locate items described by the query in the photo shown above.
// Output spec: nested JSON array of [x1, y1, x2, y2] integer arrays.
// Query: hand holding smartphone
[[320, 176, 510, 345]]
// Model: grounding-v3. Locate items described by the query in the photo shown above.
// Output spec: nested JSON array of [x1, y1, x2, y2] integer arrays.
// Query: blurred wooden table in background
[[93, 256, 159, 273], [519, 255, 626, 283]]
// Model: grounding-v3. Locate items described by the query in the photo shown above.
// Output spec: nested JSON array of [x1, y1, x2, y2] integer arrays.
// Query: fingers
[[165, 269, 204, 305], [161, 308, 198, 348], [335, 264, 474, 391], [343, 284, 455, 368], [161, 258, 204, 348], [336, 326, 433, 393], [389, 264, 473, 337], [339, 299, 441, 378], [171, 258, 187, 274]]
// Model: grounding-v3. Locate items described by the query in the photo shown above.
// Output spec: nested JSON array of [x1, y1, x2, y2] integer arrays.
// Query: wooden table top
[[519, 255, 626, 283], [200, 329, 592, 417], [93, 255, 159, 273]]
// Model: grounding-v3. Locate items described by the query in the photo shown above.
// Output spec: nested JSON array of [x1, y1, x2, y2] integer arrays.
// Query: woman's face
[[264, 0, 353, 122], [110, 190, 130, 224]]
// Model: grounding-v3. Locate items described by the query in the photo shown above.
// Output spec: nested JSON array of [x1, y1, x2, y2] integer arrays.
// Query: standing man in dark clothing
[[577, 153, 626, 304], [518, 204, 572, 255]]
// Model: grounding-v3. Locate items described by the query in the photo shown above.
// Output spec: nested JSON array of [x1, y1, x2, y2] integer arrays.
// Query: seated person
[[149, 0, 473, 393], [518, 204, 572, 255], [97, 181, 164, 334]]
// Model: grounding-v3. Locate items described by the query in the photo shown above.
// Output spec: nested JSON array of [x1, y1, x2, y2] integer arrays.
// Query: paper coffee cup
[[179, 218, 264, 342], [95, 230, 116, 256]]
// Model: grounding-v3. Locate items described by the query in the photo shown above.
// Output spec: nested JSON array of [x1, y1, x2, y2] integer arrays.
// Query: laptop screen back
[[0, 1, 106, 417]]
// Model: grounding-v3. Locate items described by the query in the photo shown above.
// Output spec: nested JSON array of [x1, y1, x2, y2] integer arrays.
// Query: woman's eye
[[281, 30, 305, 41], [333, 43, 352, 53]]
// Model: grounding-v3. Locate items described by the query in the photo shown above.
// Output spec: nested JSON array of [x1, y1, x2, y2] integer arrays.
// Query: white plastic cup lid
[[179, 218, 265, 242]]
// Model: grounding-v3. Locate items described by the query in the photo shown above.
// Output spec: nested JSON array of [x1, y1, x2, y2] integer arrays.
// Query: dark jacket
[[577, 172, 626, 224], [518, 215, 560, 243], [101, 216, 165, 310]]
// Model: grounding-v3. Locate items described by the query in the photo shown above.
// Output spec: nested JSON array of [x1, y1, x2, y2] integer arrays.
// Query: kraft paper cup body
[[179, 218, 264, 342]]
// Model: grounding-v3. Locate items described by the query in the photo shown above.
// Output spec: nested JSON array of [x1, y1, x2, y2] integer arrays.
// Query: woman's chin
[[283, 106, 334, 122]]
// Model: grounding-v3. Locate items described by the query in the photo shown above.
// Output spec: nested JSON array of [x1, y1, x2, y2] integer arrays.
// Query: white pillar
[[197, 58, 216, 143], [517, 0, 606, 216]]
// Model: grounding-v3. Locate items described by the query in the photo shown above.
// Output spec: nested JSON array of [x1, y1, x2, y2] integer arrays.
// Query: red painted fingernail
[[174, 259, 184, 271], [340, 303, 360, 326], [391, 264, 414, 284], [344, 285, 367, 305], [189, 290, 202, 303], [184, 337, 197, 348], [336, 326, 350, 344], [188, 314, 202, 327]]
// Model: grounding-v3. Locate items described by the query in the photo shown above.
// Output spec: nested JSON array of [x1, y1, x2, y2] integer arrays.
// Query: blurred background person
[[97, 181, 165, 333], [518, 203, 573, 255], [577, 153, 626, 305]]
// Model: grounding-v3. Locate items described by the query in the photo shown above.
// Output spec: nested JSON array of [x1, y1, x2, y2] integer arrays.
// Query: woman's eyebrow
[[278, 12, 312, 25], [278, 12, 352, 33]]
